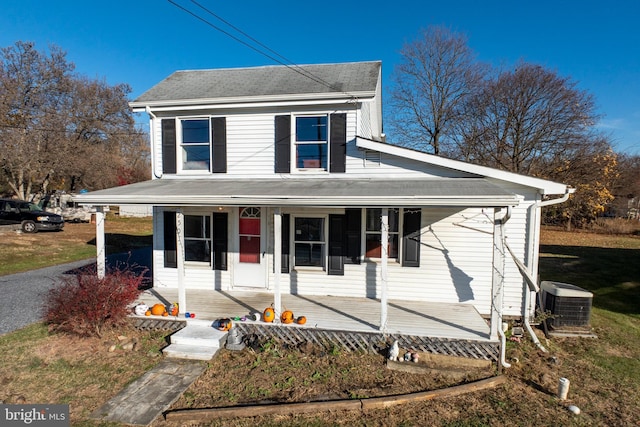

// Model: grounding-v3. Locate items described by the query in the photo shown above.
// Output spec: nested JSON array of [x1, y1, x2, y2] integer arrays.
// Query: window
[[365, 208, 399, 259], [295, 116, 327, 170], [181, 119, 210, 171], [184, 215, 211, 263], [294, 217, 325, 267]]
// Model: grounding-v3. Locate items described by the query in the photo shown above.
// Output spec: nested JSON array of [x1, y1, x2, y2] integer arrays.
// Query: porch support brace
[[273, 208, 282, 315], [380, 208, 389, 332], [176, 209, 187, 313], [95, 206, 106, 279]]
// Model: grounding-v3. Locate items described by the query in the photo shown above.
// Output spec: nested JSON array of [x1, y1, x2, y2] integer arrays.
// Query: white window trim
[[183, 213, 212, 267], [178, 116, 211, 174], [291, 113, 330, 173], [363, 208, 403, 263], [292, 214, 328, 271]]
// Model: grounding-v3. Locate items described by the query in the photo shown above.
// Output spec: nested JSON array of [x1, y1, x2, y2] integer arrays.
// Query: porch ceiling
[[74, 177, 519, 208]]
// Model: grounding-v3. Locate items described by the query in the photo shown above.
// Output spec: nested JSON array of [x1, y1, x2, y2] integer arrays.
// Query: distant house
[[75, 61, 570, 355]]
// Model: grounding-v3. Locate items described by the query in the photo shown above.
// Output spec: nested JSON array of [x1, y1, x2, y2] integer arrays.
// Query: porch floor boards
[[138, 288, 492, 342]]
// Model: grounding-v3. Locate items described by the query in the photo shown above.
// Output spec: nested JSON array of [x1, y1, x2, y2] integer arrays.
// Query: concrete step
[[162, 324, 229, 360], [169, 324, 228, 348], [163, 343, 220, 361]]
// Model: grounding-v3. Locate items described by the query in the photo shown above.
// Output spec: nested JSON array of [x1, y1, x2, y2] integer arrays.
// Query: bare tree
[[387, 26, 486, 155], [0, 41, 148, 200], [458, 63, 601, 176]]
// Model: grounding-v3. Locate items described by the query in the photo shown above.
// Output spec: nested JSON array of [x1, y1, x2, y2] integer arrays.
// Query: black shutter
[[345, 208, 361, 264], [162, 119, 176, 174], [328, 214, 345, 275], [275, 115, 291, 173], [212, 212, 228, 270], [402, 209, 421, 267], [211, 117, 227, 173], [163, 211, 177, 268], [281, 214, 290, 273], [329, 113, 346, 173]]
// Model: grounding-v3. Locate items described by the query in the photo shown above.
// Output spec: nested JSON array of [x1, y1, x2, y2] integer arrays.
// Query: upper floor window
[[181, 119, 210, 171], [295, 115, 327, 170]]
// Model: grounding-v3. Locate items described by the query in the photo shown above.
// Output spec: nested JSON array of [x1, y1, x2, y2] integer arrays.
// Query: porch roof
[[74, 177, 519, 208]]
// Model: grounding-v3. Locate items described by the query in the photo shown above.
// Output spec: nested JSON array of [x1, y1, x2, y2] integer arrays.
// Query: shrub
[[44, 266, 146, 337]]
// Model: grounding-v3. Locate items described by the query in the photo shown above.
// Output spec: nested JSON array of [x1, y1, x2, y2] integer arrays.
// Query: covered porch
[[137, 288, 492, 342]]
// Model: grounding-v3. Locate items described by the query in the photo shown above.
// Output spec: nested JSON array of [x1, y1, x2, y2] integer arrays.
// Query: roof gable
[[132, 61, 381, 107]]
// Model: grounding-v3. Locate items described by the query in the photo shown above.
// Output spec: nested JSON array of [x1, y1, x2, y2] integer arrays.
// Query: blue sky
[[2, 0, 639, 154]]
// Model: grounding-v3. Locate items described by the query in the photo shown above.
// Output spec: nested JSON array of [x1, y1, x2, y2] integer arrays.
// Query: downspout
[[145, 106, 161, 179], [522, 188, 575, 352], [497, 206, 511, 369]]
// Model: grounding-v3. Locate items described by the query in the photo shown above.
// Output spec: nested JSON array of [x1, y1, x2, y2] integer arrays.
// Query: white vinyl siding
[[226, 114, 275, 175]]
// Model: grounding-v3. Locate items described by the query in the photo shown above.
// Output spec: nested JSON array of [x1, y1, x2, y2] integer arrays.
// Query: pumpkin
[[296, 316, 307, 325], [150, 303, 166, 316], [170, 303, 179, 316], [281, 310, 294, 324], [263, 307, 275, 323], [217, 318, 232, 331], [162, 311, 168, 317], [145, 310, 151, 316]]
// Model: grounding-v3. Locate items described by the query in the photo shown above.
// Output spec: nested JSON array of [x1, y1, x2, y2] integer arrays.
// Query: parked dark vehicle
[[0, 198, 64, 233]]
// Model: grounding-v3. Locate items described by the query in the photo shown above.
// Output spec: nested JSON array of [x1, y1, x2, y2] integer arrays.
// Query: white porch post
[[273, 208, 282, 315], [380, 208, 389, 332], [176, 209, 187, 314], [95, 206, 106, 279], [490, 208, 506, 340]]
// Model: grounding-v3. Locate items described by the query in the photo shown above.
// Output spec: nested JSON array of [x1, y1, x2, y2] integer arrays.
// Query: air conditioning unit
[[541, 281, 593, 328]]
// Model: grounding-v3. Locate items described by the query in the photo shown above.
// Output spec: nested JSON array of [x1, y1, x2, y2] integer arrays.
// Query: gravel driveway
[[0, 246, 152, 336], [0, 259, 95, 335]]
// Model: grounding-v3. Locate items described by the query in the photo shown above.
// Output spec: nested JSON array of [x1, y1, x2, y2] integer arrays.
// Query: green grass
[[0, 215, 152, 276], [539, 242, 640, 317], [539, 233, 640, 383]]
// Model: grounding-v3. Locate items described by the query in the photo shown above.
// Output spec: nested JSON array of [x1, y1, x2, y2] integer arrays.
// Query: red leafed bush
[[44, 266, 146, 337]]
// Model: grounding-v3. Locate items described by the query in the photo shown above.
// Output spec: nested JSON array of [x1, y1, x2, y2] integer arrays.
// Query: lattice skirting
[[132, 317, 186, 333], [235, 323, 499, 362]]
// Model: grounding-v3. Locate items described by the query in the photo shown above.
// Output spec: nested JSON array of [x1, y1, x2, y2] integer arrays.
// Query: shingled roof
[[131, 61, 381, 106]]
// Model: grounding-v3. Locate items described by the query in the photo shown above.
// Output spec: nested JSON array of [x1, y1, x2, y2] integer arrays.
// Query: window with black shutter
[[163, 211, 177, 268], [328, 214, 345, 275], [281, 214, 290, 273], [211, 117, 227, 173], [329, 113, 346, 173], [402, 209, 421, 267], [275, 115, 291, 173], [161, 119, 177, 174], [212, 212, 228, 270]]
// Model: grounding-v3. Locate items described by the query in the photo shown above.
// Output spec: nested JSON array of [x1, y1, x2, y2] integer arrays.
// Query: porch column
[[95, 206, 106, 279], [273, 208, 282, 315], [380, 208, 389, 332], [176, 209, 187, 314], [490, 208, 506, 340]]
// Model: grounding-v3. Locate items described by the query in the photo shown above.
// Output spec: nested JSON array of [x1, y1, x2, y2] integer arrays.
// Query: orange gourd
[[296, 316, 307, 325], [217, 318, 232, 331], [145, 310, 151, 316], [150, 303, 166, 316], [281, 310, 294, 324], [263, 307, 275, 323]]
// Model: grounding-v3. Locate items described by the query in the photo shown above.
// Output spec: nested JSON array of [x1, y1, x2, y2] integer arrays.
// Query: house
[[75, 61, 570, 362]]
